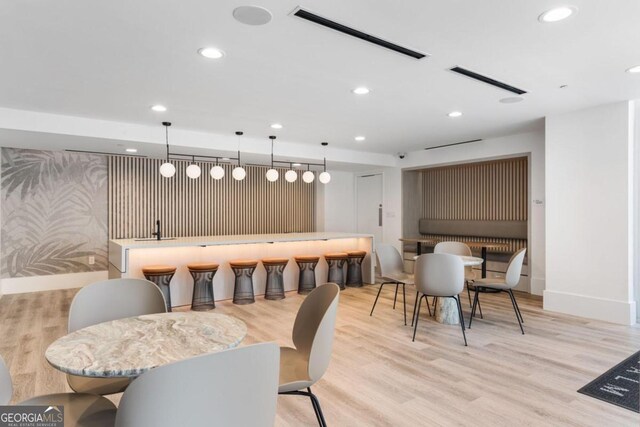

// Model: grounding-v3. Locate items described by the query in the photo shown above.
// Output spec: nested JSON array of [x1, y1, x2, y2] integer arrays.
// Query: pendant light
[[302, 164, 315, 183], [232, 131, 246, 181], [266, 135, 279, 182], [159, 122, 176, 178], [319, 142, 331, 184], [186, 156, 201, 179], [210, 157, 225, 180], [285, 163, 298, 182]]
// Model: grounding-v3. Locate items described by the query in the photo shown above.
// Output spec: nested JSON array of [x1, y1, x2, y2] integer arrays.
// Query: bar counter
[[109, 232, 373, 307]]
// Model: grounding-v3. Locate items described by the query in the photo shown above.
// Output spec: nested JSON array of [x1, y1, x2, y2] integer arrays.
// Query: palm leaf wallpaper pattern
[[1, 148, 108, 278]]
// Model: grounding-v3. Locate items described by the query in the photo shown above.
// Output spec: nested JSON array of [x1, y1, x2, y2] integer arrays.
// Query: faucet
[[152, 220, 162, 241]]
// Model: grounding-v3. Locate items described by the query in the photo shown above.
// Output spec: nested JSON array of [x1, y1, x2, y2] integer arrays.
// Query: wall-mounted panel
[[109, 157, 316, 239]]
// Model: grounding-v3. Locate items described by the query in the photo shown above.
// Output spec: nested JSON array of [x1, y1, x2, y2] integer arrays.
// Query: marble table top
[[412, 255, 484, 267], [45, 312, 247, 378]]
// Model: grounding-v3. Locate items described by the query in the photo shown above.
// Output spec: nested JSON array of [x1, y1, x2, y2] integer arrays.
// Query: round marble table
[[45, 312, 247, 378], [413, 255, 483, 325]]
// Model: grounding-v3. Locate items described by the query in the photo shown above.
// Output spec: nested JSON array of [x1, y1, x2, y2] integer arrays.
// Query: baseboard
[[543, 290, 637, 325], [0, 271, 108, 294]]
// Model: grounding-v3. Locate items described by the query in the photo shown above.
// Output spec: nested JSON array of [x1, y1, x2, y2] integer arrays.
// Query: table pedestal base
[[435, 298, 460, 325]]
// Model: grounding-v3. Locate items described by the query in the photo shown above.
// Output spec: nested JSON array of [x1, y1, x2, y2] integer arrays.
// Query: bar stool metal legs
[[187, 263, 219, 311], [230, 260, 258, 305], [142, 265, 176, 312], [262, 258, 289, 300], [325, 253, 348, 290], [294, 256, 319, 294], [346, 250, 366, 287]]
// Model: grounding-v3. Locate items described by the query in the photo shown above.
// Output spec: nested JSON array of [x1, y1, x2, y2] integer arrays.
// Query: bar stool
[[262, 258, 289, 300], [229, 260, 258, 305], [187, 262, 219, 311], [294, 255, 319, 294], [142, 265, 176, 312], [346, 250, 367, 288], [325, 252, 348, 290]]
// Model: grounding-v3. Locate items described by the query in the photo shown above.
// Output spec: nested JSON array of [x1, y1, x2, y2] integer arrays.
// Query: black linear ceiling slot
[[450, 66, 527, 95], [424, 139, 483, 151], [292, 8, 427, 59]]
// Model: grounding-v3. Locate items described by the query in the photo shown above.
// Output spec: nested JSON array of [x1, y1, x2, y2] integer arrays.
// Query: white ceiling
[[1, 0, 639, 154]]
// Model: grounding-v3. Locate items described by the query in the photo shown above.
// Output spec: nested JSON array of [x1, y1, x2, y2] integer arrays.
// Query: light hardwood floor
[[1, 285, 639, 426]]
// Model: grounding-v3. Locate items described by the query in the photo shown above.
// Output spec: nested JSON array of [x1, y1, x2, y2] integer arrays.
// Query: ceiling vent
[[450, 66, 527, 95], [291, 7, 428, 60], [424, 139, 483, 151]]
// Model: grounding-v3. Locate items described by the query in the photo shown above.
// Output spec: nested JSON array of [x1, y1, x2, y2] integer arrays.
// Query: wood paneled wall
[[420, 157, 528, 252], [108, 157, 316, 239]]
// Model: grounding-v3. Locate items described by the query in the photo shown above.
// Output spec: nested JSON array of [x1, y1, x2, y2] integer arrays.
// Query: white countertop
[[110, 232, 373, 250]]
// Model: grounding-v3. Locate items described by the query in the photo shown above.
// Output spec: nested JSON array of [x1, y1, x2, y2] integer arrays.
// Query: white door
[[356, 174, 383, 245]]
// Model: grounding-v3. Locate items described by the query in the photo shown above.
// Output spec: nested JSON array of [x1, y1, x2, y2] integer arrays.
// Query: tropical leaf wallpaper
[[1, 148, 108, 278]]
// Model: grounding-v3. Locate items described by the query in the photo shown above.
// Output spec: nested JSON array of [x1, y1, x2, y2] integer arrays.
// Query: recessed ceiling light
[[126, 148, 138, 153], [626, 65, 640, 74], [292, 163, 302, 167], [270, 123, 283, 129], [499, 97, 524, 104], [198, 47, 225, 59], [151, 105, 167, 112], [355, 136, 366, 142], [538, 6, 577, 23], [352, 87, 370, 95], [448, 111, 463, 118]]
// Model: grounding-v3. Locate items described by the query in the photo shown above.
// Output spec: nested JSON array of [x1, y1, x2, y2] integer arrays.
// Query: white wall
[[545, 101, 636, 325], [636, 102, 640, 322], [398, 130, 546, 295], [318, 170, 357, 233]]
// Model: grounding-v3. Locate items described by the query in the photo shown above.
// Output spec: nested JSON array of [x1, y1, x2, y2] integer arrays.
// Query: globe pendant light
[[210, 158, 225, 180], [232, 131, 246, 181], [285, 167, 298, 183], [160, 122, 176, 178], [302, 165, 315, 183], [266, 135, 279, 182], [186, 156, 201, 179], [319, 142, 331, 184]]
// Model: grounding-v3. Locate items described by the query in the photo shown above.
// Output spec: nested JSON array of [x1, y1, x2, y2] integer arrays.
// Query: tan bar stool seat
[[347, 250, 367, 258], [324, 252, 348, 260], [294, 255, 320, 262], [187, 262, 219, 271], [262, 258, 289, 266], [142, 265, 176, 312], [230, 260, 258, 304], [142, 265, 177, 275]]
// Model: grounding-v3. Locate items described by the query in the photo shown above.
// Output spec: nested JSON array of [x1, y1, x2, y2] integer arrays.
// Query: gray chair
[[371, 244, 421, 325], [469, 249, 527, 334], [279, 283, 340, 427], [115, 343, 280, 427], [67, 278, 167, 395], [1, 355, 116, 426], [412, 253, 467, 346], [434, 241, 482, 316]]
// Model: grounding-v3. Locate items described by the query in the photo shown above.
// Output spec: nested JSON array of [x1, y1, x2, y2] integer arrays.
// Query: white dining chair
[[434, 241, 482, 316], [469, 248, 527, 334], [371, 244, 422, 325], [115, 343, 280, 427], [67, 278, 167, 395], [1, 355, 117, 426], [412, 254, 467, 346], [279, 283, 340, 427]]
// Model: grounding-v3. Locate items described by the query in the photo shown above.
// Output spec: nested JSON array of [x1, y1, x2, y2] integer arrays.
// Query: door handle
[[378, 204, 383, 227]]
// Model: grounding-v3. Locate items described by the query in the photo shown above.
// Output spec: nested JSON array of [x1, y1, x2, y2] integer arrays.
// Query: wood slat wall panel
[[420, 157, 528, 253], [108, 157, 316, 239]]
